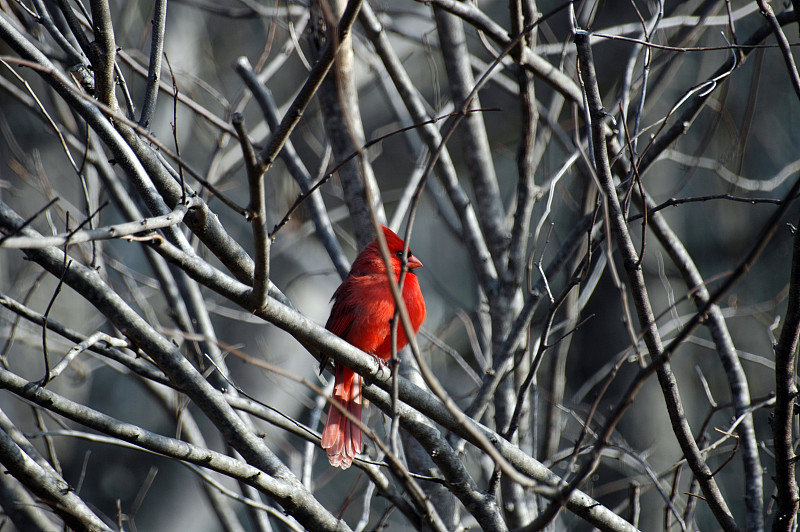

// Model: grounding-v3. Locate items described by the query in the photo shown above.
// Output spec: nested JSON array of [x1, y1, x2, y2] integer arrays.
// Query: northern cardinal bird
[[321, 225, 426, 469]]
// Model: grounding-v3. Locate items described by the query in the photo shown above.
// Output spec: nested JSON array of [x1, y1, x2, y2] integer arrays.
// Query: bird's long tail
[[321, 364, 362, 469]]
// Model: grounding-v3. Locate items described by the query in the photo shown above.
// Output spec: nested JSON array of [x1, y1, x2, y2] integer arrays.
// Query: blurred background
[[0, 0, 798, 530]]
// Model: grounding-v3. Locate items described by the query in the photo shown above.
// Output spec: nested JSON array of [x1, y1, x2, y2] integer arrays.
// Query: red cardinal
[[321, 225, 426, 469]]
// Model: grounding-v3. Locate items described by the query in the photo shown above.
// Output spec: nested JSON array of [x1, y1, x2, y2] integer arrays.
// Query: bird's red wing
[[325, 303, 356, 340], [325, 280, 357, 338]]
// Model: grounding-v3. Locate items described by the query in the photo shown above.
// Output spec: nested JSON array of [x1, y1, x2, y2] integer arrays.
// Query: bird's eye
[[395, 250, 404, 259]]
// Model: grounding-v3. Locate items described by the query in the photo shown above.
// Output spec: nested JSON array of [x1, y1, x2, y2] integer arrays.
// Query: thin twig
[[268, 107, 497, 239], [233, 113, 269, 311], [164, 53, 186, 204], [0, 199, 197, 249], [39, 260, 71, 386]]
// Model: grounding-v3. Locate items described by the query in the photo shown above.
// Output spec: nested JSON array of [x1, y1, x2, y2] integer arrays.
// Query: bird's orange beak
[[407, 254, 423, 269]]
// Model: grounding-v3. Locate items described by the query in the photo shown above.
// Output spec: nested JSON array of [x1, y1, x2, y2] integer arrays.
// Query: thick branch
[[88, 0, 117, 108], [138, 0, 167, 127], [0, 412, 111, 531]]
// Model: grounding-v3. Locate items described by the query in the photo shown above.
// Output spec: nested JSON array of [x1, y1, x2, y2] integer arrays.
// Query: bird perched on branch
[[321, 225, 426, 469]]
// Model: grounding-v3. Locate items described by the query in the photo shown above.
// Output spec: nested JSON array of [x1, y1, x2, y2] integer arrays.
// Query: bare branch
[[0, 200, 350, 532], [234, 56, 349, 279], [558, 30, 737, 532], [0, 411, 111, 531], [0, 199, 198, 249], [771, 216, 800, 532], [139, 0, 168, 128], [233, 113, 269, 311], [256, 0, 364, 177], [88, 0, 117, 109]]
